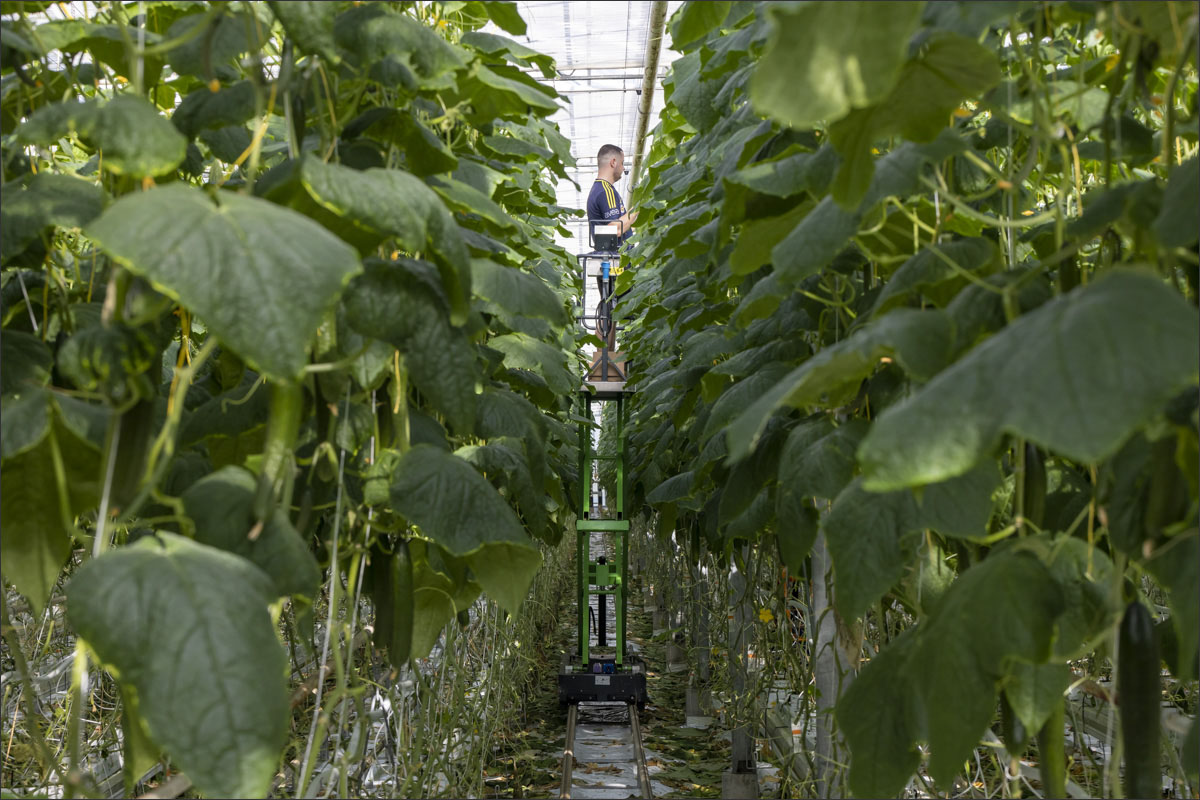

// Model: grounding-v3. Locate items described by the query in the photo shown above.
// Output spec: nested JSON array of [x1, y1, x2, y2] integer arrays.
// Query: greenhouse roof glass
[[491, 1, 686, 257]]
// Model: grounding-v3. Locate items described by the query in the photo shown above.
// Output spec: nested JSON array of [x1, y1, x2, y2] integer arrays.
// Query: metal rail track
[[560, 703, 653, 799]]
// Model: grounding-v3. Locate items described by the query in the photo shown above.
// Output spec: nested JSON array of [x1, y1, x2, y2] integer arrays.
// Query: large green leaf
[[667, 50, 723, 132], [1041, 535, 1118, 659], [388, 445, 542, 614], [164, 11, 258, 81], [1003, 661, 1071, 737], [454, 63, 561, 124], [433, 178, 517, 231], [299, 157, 471, 324], [343, 260, 478, 433], [66, 534, 288, 799], [86, 183, 361, 381], [916, 550, 1063, 784], [701, 363, 792, 445], [267, 1, 340, 64], [490, 333, 575, 395], [838, 630, 922, 798], [726, 309, 954, 462], [460, 30, 553, 78], [333, 4, 468, 90], [750, 1, 924, 129], [870, 238, 998, 316], [457, 440, 548, 539], [1154, 156, 1199, 248], [343, 108, 458, 177], [824, 478, 919, 622], [829, 33, 1002, 207], [670, 1, 731, 48], [171, 81, 257, 138], [18, 95, 186, 177], [182, 466, 320, 600], [470, 258, 566, 324], [824, 465, 999, 620], [777, 417, 869, 501], [774, 495, 819, 573], [770, 196, 862, 283], [412, 585, 457, 660], [179, 374, 269, 468], [1, 391, 106, 614], [839, 549, 1064, 795], [0, 172, 106, 264], [859, 270, 1200, 490], [646, 471, 696, 505], [723, 145, 838, 198], [0, 330, 53, 394], [729, 201, 811, 275], [481, 1, 528, 36]]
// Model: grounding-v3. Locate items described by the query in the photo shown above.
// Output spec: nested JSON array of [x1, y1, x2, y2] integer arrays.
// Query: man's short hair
[[597, 144, 623, 165]]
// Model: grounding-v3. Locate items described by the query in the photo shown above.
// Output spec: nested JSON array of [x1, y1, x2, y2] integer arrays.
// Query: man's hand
[[619, 208, 639, 230]]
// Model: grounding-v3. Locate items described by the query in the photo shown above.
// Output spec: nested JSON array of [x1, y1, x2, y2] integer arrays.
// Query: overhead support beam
[[629, 0, 669, 193]]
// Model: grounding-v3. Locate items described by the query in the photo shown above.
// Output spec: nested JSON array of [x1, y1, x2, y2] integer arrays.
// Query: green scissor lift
[[558, 252, 648, 708]]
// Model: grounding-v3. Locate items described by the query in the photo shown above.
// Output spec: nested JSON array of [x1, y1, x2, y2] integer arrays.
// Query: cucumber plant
[[619, 1, 1198, 796], [2, 1, 586, 795]]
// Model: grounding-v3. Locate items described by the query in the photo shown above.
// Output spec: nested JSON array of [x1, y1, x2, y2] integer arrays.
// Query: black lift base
[[559, 656, 648, 708]]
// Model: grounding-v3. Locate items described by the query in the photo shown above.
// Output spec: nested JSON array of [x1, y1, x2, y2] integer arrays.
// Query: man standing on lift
[[587, 144, 638, 355]]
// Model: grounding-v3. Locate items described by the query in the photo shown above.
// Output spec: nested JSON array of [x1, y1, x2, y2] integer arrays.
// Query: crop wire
[[298, 440, 348, 796], [1006, 41, 1016, 271], [15, 271, 39, 333], [328, 389, 375, 796]]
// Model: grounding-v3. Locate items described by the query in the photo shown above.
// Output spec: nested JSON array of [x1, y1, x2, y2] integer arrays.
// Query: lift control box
[[591, 221, 624, 252]]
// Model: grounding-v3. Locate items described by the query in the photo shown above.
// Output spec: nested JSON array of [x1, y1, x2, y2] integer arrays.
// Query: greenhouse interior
[[1, 1, 1198, 798]]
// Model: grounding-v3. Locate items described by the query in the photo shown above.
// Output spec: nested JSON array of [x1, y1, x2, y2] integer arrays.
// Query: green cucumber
[[369, 539, 413, 669], [1022, 443, 1047, 530], [108, 397, 157, 511], [390, 540, 414, 667], [1035, 695, 1066, 799], [1000, 693, 1030, 755], [253, 381, 303, 521], [1118, 599, 1161, 800]]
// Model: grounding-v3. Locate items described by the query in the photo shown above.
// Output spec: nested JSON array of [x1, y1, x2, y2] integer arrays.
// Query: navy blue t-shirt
[[586, 178, 631, 244]]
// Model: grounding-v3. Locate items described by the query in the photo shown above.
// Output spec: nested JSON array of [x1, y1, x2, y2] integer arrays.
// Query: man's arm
[[616, 208, 639, 231]]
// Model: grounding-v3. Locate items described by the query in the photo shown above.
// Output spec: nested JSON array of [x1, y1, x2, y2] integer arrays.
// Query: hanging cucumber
[[1119, 599, 1161, 800], [389, 540, 414, 668], [1022, 442, 1047, 530], [1143, 434, 1188, 542], [368, 539, 413, 670], [1035, 695, 1066, 799], [107, 397, 158, 511], [253, 381, 303, 522], [1000, 693, 1030, 755]]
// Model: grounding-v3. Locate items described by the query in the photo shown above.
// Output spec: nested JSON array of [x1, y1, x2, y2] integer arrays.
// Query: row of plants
[[1, 1, 589, 796], [617, 1, 1198, 796]]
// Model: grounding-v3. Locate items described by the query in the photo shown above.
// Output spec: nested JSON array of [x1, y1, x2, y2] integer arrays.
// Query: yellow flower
[[758, 607, 774, 624]]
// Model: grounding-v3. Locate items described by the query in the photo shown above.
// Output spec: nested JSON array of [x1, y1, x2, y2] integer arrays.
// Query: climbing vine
[[621, 1, 1198, 796], [2, 0, 584, 795]]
